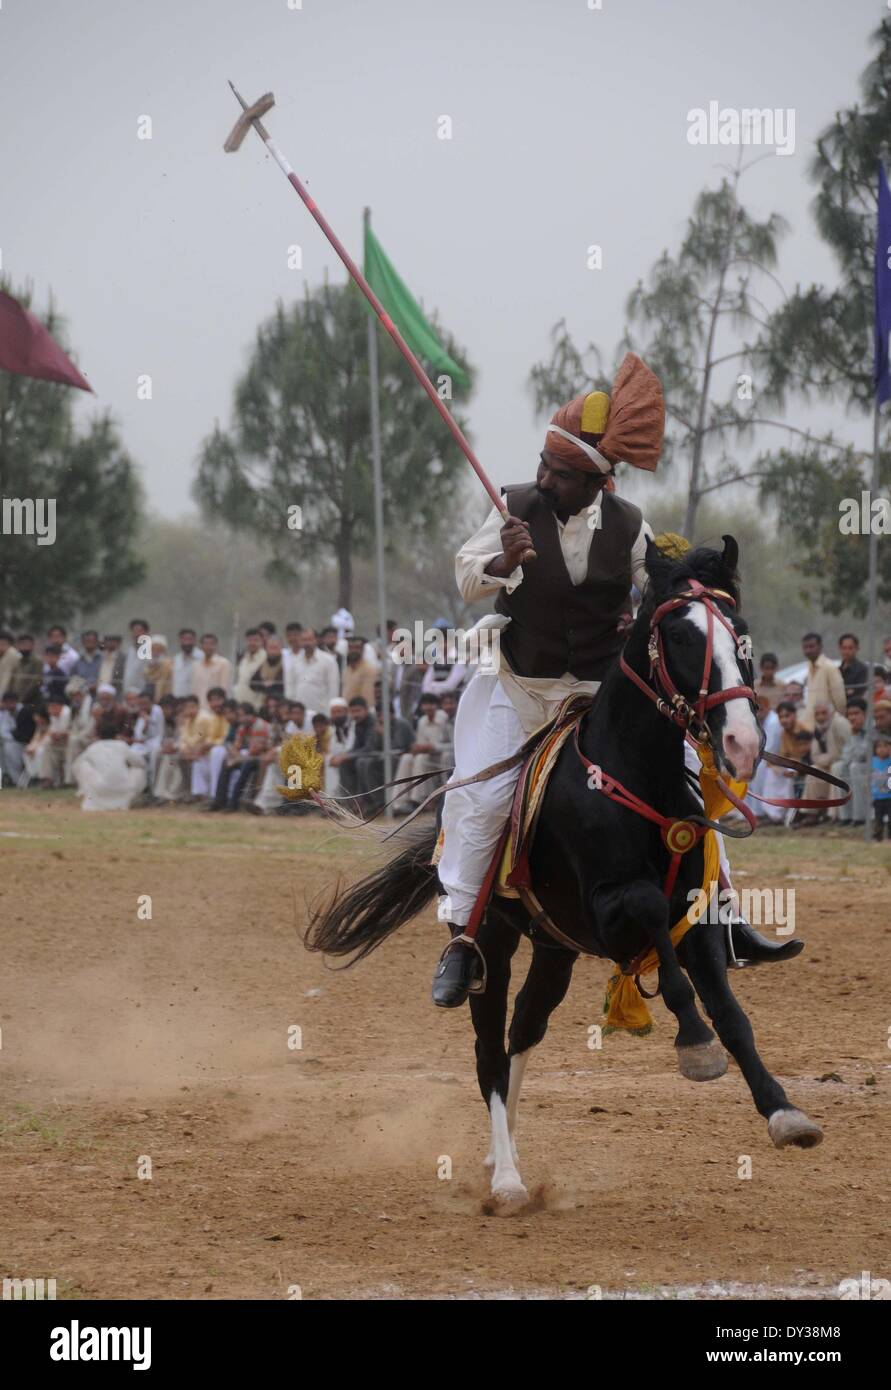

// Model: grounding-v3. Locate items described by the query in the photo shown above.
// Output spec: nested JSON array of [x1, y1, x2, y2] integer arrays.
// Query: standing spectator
[[281, 621, 305, 691], [72, 714, 146, 811], [257, 621, 277, 646], [123, 618, 152, 694], [797, 701, 851, 825], [97, 635, 126, 696], [833, 698, 870, 825], [250, 636, 285, 703], [192, 633, 232, 710], [63, 677, 94, 784], [883, 635, 891, 667], [438, 690, 460, 770], [233, 628, 266, 704], [874, 699, 891, 737], [342, 636, 379, 708], [144, 636, 173, 701], [285, 627, 339, 712], [46, 625, 80, 676], [872, 667, 891, 705], [421, 619, 468, 698], [838, 633, 869, 702], [0, 629, 22, 699], [871, 736, 891, 842], [40, 645, 69, 703], [11, 634, 42, 702], [754, 652, 783, 711], [73, 630, 102, 692], [172, 628, 201, 698], [318, 626, 344, 681], [800, 632, 846, 730]]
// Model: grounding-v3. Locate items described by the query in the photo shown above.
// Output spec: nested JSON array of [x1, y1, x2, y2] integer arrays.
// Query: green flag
[[363, 224, 469, 388]]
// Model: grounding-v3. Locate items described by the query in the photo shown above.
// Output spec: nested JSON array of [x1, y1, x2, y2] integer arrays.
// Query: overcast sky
[[1, 0, 879, 519]]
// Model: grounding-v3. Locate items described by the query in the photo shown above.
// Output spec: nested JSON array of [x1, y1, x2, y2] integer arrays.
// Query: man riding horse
[[433, 353, 800, 1007]]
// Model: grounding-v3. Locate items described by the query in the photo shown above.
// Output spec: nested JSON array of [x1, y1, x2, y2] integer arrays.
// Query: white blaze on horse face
[[686, 605, 760, 781]]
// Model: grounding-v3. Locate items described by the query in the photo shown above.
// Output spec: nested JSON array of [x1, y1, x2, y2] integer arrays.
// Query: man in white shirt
[[434, 358, 662, 1007], [799, 632, 846, 732], [123, 618, 152, 694], [285, 627, 340, 711], [46, 625, 80, 676], [192, 633, 232, 710], [172, 628, 202, 698]]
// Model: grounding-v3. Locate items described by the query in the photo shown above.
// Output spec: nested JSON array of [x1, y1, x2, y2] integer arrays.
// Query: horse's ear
[[644, 535, 675, 597], [720, 534, 739, 589]]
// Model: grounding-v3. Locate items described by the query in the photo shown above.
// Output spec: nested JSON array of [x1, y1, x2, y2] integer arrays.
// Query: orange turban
[[545, 353, 664, 475]]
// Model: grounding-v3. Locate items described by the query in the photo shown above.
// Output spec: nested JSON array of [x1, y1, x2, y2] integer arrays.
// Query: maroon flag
[[0, 289, 92, 391]]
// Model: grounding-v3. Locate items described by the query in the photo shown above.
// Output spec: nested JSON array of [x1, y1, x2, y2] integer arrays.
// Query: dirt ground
[[1, 791, 889, 1300]]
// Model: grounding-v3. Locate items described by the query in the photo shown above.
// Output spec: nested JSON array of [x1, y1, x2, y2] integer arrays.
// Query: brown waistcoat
[[493, 482, 642, 680]]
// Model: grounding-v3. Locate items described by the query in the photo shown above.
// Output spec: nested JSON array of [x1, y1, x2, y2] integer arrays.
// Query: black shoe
[[729, 917, 804, 967], [432, 933, 484, 1008]]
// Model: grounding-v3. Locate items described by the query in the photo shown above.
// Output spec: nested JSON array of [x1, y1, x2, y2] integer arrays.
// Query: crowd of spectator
[[0, 617, 466, 817], [749, 631, 891, 841], [2, 618, 890, 835]]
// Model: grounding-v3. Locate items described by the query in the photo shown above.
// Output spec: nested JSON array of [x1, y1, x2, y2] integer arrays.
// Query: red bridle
[[619, 579, 757, 746]]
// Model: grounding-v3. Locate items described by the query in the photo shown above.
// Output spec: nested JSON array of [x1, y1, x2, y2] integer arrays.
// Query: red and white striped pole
[[224, 83, 535, 559]]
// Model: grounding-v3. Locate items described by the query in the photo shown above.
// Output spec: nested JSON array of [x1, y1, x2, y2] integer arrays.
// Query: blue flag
[[874, 163, 891, 405]]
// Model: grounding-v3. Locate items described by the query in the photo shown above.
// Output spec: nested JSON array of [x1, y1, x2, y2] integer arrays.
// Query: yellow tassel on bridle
[[277, 733, 325, 801]]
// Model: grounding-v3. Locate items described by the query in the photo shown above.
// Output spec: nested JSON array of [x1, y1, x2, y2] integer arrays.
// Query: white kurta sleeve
[[630, 517, 654, 595], [455, 505, 523, 602]]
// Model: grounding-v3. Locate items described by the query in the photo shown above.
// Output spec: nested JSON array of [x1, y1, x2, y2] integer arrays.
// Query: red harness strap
[[572, 727, 706, 900]]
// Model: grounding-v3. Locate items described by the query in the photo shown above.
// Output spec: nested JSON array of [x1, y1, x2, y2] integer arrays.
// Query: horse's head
[[637, 534, 761, 781]]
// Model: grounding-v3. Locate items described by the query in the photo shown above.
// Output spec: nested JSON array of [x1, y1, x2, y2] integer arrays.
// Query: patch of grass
[[0, 1103, 66, 1147]]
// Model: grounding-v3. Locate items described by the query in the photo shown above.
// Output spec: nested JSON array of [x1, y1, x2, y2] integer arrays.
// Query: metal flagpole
[[223, 83, 535, 562], [364, 207, 393, 815], [863, 401, 881, 842]]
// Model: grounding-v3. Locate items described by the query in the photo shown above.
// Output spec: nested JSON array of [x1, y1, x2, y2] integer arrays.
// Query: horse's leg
[[505, 941, 577, 1156], [597, 879, 726, 1081], [469, 920, 525, 1207], [679, 923, 823, 1148]]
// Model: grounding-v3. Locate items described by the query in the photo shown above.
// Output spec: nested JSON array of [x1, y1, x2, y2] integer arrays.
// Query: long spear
[[223, 83, 535, 561]]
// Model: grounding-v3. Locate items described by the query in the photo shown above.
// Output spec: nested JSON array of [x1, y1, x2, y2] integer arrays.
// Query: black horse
[[307, 538, 823, 1209]]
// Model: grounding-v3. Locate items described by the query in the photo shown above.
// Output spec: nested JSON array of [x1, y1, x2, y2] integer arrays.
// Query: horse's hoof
[[491, 1177, 529, 1211], [677, 1039, 728, 1082], [768, 1108, 824, 1149]]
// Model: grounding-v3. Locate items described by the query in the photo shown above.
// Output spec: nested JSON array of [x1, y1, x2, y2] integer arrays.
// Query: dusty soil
[[1, 792, 889, 1300]]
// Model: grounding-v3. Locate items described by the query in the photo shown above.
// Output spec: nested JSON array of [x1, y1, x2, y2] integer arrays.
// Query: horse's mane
[[638, 542, 741, 623]]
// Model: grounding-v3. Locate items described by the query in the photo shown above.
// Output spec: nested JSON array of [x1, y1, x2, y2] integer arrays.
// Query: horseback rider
[[433, 354, 799, 1007]]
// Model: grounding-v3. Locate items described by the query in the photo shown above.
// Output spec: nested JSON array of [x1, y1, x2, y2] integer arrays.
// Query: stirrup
[[439, 932, 488, 994]]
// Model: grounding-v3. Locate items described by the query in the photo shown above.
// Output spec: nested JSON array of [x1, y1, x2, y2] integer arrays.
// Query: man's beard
[[536, 486, 559, 510]]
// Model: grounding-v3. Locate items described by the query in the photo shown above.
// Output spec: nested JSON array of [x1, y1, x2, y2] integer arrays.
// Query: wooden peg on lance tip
[[224, 83, 276, 152]]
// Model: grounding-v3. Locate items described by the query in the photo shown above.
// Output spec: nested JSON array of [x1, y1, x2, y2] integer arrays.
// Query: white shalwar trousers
[[438, 669, 731, 928]]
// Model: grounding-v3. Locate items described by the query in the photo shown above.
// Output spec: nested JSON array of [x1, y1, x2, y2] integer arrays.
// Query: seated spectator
[[777, 698, 810, 800], [754, 652, 783, 711], [63, 677, 94, 784], [871, 735, 891, 842], [119, 689, 141, 741], [328, 696, 381, 816], [797, 701, 851, 826], [209, 702, 270, 812], [23, 696, 70, 787], [342, 636, 379, 708], [745, 696, 785, 824], [393, 692, 448, 814], [284, 700, 314, 734], [72, 713, 147, 811], [0, 689, 24, 785], [153, 697, 189, 803], [131, 690, 165, 785], [144, 636, 173, 701], [23, 708, 50, 786], [875, 699, 891, 738], [182, 688, 229, 800], [92, 683, 124, 735]]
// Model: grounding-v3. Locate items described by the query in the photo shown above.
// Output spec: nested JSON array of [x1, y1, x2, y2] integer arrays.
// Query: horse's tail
[[304, 822, 440, 964]]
